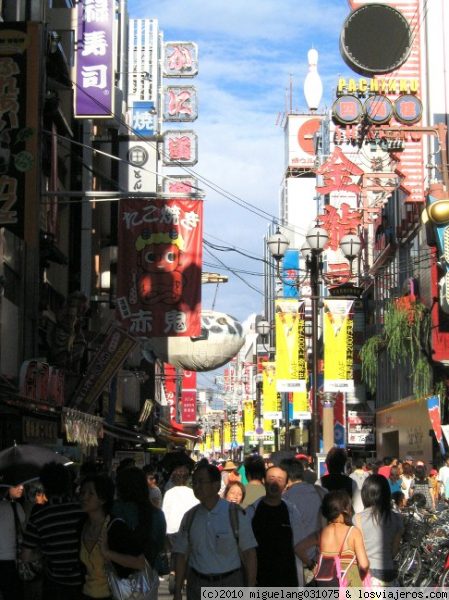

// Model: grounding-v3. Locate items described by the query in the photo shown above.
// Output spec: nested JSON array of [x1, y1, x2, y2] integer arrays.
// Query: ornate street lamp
[[266, 223, 362, 458]]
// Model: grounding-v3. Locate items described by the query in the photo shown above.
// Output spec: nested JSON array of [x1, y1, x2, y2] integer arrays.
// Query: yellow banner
[[264, 418, 273, 432], [243, 400, 254, 434], [292, 390, 309, 418], [323, 299, 355, 393], [275, 299, 306, 393], [236, 421, 244, 445], [205, 433, 212, 452], [213, 428, 221, 451], [262, 362, 282, 418], [223, 421, 231, 450]]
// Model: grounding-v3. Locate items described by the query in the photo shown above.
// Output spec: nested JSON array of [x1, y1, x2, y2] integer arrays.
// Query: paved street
[[159, 575, 172, 600]]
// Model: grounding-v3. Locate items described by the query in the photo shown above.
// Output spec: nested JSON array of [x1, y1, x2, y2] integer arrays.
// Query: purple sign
[[75, 0, 114, 118]]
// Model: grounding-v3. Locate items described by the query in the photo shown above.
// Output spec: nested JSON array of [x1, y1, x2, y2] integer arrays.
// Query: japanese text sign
[[75, 0, 115, 118], [116, 198, 203, 337]]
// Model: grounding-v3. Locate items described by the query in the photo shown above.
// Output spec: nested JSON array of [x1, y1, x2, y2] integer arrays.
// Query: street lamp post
[[266, 224, 362, 460]]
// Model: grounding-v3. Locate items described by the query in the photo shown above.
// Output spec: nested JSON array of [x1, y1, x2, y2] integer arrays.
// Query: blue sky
[[128, 0, 354, 336]]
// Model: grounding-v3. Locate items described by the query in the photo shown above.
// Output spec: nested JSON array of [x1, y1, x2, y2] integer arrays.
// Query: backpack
[[313, 526, 356, 588], [183, 501, 242, 548]]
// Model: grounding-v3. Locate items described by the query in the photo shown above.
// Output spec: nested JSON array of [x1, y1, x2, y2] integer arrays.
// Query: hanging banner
[[427, 395, 444, 450], [275, 299, 306, 392], [116, 198, 203, 337], [181, 370, 196, 423], [292, 391, 310, 419], [262, 362, 282, 419], [75, 0, 115, 118], [213, 428, 220, 452], [282, 249, 300, 298], [243, 400, 254, 435], [236, 421, 244, 445], [223, 421, 231, 451], [323, 299, 355, 392], [205, 433, 212, 452]]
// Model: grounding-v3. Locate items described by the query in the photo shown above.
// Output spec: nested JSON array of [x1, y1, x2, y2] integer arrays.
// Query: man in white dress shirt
[[172, 464, 257, 600]]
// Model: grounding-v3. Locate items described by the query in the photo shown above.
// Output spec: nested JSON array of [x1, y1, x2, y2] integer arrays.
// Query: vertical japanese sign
[[243, 400, 254, 435], [262, 362, 282, 419], [236, 421, 244, 445], [130, 101, 155, 137], [163, 86, 198, 122], [204, 433, 211, 452], [163, 363, 178, 424], [116, 198, 203, 337], [163, 42, 198, 78], [75, 0, 114, 118], [181, 370, 197, 423], [275, 299, 306, 392], [0, 23, 42, 235], [323, 299, 355, 392], [72, 326, 137, 412], [118, 141, 157, 193], [213, 428, 220, 452], [282, 249, 300, 299]]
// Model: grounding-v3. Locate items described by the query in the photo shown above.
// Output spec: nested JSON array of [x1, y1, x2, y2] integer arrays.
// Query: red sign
[[316, 147, 363, 195], [116, 198, 203, 337], [181, 370, 197, 423]]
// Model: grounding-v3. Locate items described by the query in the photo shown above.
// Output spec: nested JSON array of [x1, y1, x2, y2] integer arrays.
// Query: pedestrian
[[247, 465, 304, 586], [143, 466, 163, 509], [79, 474, 115, 599], [0, 483, 25, 600], [438, 455, 449, 500], [102, 467, 166, 579], [388, 465, 402, 495], [172, 464, 257, 600], [378, 457, 393, 479], [428, 468, 440, 506], [356, 474, 404, 586], [295, 489, 369, 587], [409, 464, 435, 511], [319, 448, 357, 498], [21, 462, 85, 600], [223, 481, 246, 505], [281, 458, 326, 584], [219, 460, 239, 496], [241, 455, 266, 509], [349, 458, 369, 514], [400, 462, 414, 501]]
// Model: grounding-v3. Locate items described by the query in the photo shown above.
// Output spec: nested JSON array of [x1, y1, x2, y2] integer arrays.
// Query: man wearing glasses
[[172, 464, 257, 600]]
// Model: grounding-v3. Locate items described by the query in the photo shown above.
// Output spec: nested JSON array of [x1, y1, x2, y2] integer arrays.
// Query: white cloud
[[129, 0, 353, 325]]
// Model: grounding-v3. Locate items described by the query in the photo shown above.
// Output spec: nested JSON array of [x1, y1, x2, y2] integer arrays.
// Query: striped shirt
[[22, 497, 84, 586]]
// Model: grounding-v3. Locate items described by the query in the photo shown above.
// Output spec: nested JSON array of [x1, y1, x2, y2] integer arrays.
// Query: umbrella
[[0, 443, 73, 487], [160, 450, 195, 474]]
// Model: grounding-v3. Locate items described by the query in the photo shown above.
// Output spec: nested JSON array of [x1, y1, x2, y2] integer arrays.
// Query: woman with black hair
[[80, 474, 115, 599], [409, 464, 435, 511], [296, 489, 369, 587], [356, 474, 404, 586], [101, 467, 166, 594]]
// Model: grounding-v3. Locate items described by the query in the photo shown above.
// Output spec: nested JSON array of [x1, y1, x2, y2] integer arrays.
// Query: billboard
[[285, 114, 323, 170], [116, 198, 203, 337], [0, 23, 42, 235], [119, 141, 157, 193]]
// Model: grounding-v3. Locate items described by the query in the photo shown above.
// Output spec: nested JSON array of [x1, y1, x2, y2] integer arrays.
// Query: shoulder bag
[[106, 518, 159, 600], [313, 526, 355, 588]]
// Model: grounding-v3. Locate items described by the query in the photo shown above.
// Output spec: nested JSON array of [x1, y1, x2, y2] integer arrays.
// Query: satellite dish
[[141, 310, 245, 371], [340, 4, 412, 76]]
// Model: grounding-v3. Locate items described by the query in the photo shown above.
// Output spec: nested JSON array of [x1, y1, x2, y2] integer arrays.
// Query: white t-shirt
[[438, 465, 449, 497], [162, 485, 199, 534]]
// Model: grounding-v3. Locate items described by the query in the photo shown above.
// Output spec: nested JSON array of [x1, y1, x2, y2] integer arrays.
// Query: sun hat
[[222, 460, 238, 471]]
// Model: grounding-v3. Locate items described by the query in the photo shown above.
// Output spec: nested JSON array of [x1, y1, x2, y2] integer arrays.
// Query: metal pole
[[284, 393, 290, 451], [311, 253, 320, 458]]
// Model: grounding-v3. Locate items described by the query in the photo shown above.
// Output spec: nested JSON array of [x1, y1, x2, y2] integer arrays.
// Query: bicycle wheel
[[399, 547, 422, 586], [439, 568, 449, 590]]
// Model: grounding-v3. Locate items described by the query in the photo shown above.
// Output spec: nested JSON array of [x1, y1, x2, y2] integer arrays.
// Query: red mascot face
[[140, 243, 181, 273]]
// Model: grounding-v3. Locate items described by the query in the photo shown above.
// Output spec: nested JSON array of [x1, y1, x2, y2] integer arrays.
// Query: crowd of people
[[0, 448, 448, 600]]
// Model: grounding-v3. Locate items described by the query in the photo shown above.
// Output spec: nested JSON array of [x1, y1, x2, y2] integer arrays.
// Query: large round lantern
[[142, 310, 245, 371]]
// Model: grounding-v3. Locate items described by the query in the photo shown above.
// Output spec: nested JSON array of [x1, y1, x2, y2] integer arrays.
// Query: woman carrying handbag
[[101, 467, 166, 600], [296, 490, 369, 587]]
